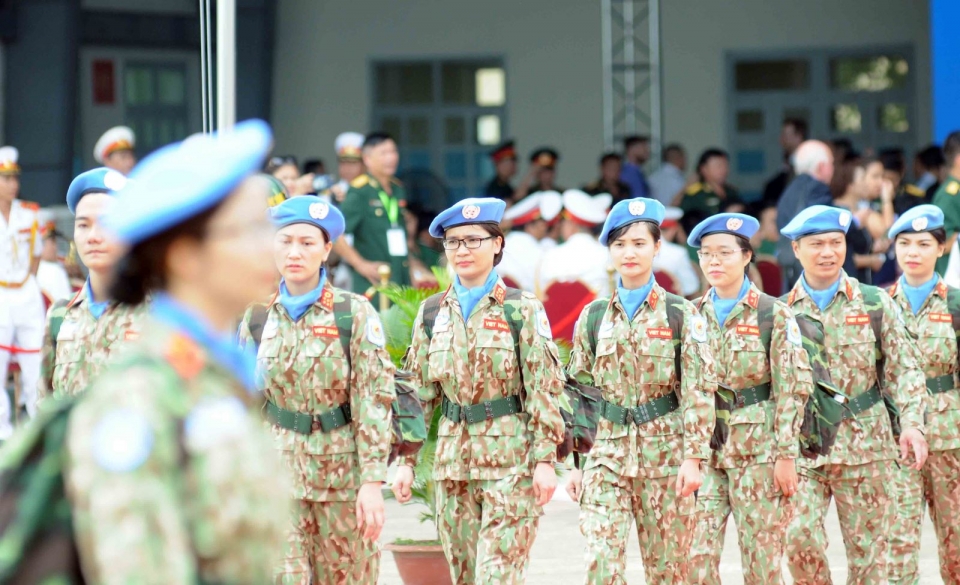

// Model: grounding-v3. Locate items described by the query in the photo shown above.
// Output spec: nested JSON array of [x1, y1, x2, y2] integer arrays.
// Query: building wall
[[272, 0, 931, 191]]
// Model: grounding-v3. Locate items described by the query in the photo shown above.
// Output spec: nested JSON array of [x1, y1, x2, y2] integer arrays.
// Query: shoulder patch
[[536, 309, 552, 338], [786, 317, 802, 346], [690, 313, 708, 343], [685, 182, 703, 195], [905, 184, 925, 197], [350, 174, 370, 189], [366, 314, 386, 347], [165, 333, 205, 379], [92, 409, 154, 473], [184, 396, 249, 451]]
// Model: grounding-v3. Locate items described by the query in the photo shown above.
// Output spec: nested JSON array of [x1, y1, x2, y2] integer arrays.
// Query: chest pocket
[[304, 342, 349, 391], [919, 320, 957, 372], [729, 334, 769, 386], [835, 319, 878, 372], [637, 336, 676, 387], [427, 331, 455, 383], [593, 338, 622, 389], [55, 319, 85, 365], [475, 333, 516, 380]]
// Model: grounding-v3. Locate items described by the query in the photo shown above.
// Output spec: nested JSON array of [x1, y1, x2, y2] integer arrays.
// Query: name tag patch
[[483, 319, 510, 333], [647, 327, 672, 339], [312, 325, 339, 338], [736, 325, 760, 336], [845, 314, 870, 326], [930, 313, 952, 324]]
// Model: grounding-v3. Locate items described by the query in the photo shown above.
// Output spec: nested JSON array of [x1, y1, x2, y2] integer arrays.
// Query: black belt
[[926, 374, 956, 395], [264, 400, 352, 434], [441, 395, 522, 424], [841, 385, 881, 421], [600, 392, 680, 426]]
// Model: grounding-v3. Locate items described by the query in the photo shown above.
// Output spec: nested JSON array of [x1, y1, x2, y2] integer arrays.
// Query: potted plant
[[379, 270, 453, 585]]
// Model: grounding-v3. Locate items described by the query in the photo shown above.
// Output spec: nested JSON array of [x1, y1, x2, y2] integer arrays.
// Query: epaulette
[[350, 174, 370, 189], [904, 184, 926, 197], [19, 200, 40, 211], [685, 182, 703, 195], [947, 181, 959, 196], [164, 333, 206, 380]]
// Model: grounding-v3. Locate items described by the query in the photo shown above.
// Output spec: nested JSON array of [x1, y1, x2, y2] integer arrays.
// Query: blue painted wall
[[931, 0, 960, 142]]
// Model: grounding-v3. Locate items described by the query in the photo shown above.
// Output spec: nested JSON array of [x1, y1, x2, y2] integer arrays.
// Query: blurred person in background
[[515, 147, 564, 201], [93, 125, 137, 176], [36, 213, 72, 302], [648, 143, 687, 207], [483, 140, 519, 202], [751, 203, 780, 257], [833, 156, 891, 284], [302, 158, 325, 176], [536, 189, 611, 297], [762, 119, 808, 208], [933, 131, 960, 276], [584, 152, 631, 205], [677, 148, 743, 234], [267, 155, 302, 197], [620, 135, 651, 199], [653, 207, 701, 297], [328, 132, 366, 204]]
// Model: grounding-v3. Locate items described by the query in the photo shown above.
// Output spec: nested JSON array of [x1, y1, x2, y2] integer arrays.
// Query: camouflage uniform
[[237, 283, 395, 585], [783, 272, 926, 584], [64, 316, 290, 584], [402, 278, 565, 585], [567, 283, 717, 585], [886, 278, 960, 584], [37, 286, 147, 402], [689, 282, 812, 584]]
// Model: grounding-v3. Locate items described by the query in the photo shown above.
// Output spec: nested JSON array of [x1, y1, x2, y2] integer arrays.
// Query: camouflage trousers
[[579, 465, 696, 585], [435, 475, 542, 585], [888, 448, 960, 585], [275, 498, 379, 585], [786, 460, 894, 585], [688, 463, 795, 585]]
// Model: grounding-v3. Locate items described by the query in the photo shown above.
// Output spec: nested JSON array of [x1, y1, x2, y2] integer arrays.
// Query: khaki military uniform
[[783, 272, 926, 584], [403, 278, 565, 585], [238, 283, 395, 585], [689, 282, 812, 585], [567, 283, 717, 585], [886, 278, 960, 584], [65, 317, 290, 584], [37, 286, 147, 402]]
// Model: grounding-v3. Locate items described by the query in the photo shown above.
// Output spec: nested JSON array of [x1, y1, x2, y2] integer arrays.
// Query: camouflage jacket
[[37, 287, 148, 403], [402, 278, 565, 481], [785, 272, 926, 468], [237, 284, 395, 502], [699, 281, 813, 469], [888, 277, 960, 452], [64, 316, 289, 585], [567, 282, 717, 479]]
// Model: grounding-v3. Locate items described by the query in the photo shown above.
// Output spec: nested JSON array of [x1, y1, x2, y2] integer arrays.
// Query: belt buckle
[[734, 393, 745, 408], [484, 401, 494, 421], [312, 419, 322, 432]]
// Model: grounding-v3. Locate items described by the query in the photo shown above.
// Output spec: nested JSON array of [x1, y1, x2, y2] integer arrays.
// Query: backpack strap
[[502, 288, 524, 350], [333, 296, 354, 369], [756, 293, 776, 353], [584, 299, 609, 357], [858, 284, 886, 383], [945, 286, 960, 346], [663, 292, 686, 386], [247, 304, 269, 347], [47, 299, 69, 357], [421, 291, 446, 340]]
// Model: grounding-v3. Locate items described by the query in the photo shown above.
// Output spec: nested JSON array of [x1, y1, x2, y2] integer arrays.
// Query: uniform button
[[375, 209, 383, 217]]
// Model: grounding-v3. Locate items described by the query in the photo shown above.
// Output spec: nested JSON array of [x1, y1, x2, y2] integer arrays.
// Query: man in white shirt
[[536, 189, 611, 298], [36, 218, 73, 302], [0, 146, 45, 438], [498, 192, 559, 291], [648, 144, 687, 207], [652, 206, 701, 297]]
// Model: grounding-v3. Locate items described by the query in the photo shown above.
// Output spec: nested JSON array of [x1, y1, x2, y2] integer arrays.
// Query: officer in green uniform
[[678, 149, 744, 235], [334, 132, 433, 296], [932, 131, 960, 275], [483, 140, 518, 202]]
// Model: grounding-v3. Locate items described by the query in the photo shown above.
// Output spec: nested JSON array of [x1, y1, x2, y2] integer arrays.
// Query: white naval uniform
[[535, 232, 611, 299], [497, 231, 544, 292], [652, 239, 701, 296], [0, 199, 44, 436]]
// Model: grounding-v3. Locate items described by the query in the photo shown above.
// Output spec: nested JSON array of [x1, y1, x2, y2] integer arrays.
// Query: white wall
[[659, 0, 931, 159], [271, 0, 604, 189], [271, 0, 931, 189], [0, 42, 5, 145]]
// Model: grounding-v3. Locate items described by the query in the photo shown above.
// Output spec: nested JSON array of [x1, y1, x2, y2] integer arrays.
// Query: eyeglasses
[[441, 236, 494, 250], [268, 155, 298, 168], [696, 249, 743, 261]]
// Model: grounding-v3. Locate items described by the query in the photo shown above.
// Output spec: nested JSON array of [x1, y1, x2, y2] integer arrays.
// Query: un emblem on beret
[[103, 170, 128, 191], [912, 216, 928, 231], [726, 217, 743, 231], [628, 200, 646, 216], [462, 204, 481, 219], [309, 202, 329, 220], [838, 212, 851, 227]]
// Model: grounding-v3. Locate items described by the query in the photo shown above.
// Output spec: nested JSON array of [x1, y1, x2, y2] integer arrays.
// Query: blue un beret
[[780, 205, 851, 241], [599, 197, 665, 246], [687, 213, 760, 248], [104, 119, 272, 245], [270, 196, 345, 242], [66, 167, 128, 214], [888, 204, 944, 240], [429, 197, 506, 238]]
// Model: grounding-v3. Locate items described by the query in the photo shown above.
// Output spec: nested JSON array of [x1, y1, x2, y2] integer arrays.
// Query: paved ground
[[378, 473, 945, 584]]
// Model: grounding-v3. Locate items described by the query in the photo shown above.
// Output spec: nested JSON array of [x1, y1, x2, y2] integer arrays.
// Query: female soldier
[[237, 196, 395, 584], [37, 167, 148, 402], [685, 213, 811, 585], [392, 197, 564, 584], [565, 197, 717, 585], [886, 205, 960, 584], [64, 120, 290, 583]]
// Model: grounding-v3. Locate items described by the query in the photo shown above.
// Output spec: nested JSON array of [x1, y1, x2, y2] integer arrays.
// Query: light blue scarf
[[801, 274, 842, 312], [712, 277, 751, 327], [900, 275, 938, 315], [617, 276, 655, 319], [278, 270, 327, 322], [453, 270, 499, 320], [84, 280, 110, 320]]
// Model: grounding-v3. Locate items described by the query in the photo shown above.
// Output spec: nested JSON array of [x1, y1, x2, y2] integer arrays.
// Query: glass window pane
[[783, 108, 810, 126], [830, 56, 909, 92], [125, 67, 154, 105], [375, 63, 433, 105], [475, 68, 505, 106], [879, 103, 909, 132], [380, 117, 402, 143], [735, 60, 810, 91], [157, 69, 185, 105], [442, 62, 475, 105], [476, 115, 501, 145], [736, 110, 764, 133], [445, 152, 467, 180], [408, 117, 430, 146], [444, 117, 466, 144], [832, 104, 862, 133]]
